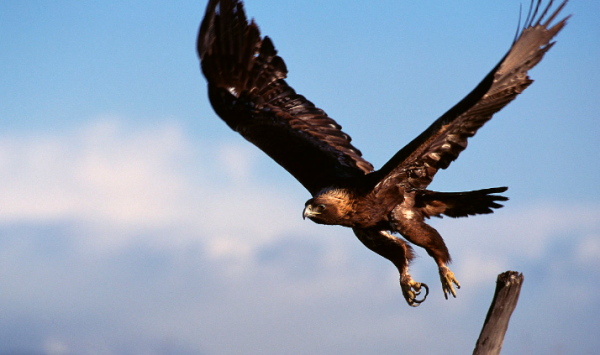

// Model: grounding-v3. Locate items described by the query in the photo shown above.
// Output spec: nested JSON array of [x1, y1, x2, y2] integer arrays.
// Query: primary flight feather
[[197, 0, 569, 306]]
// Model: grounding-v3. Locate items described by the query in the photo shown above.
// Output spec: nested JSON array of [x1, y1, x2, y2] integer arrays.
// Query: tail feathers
[[419, 187, 508, 218], [197, 0, 287, 98]]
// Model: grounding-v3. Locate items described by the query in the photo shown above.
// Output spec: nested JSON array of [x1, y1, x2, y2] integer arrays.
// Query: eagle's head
[[303, 188, 353, 226]]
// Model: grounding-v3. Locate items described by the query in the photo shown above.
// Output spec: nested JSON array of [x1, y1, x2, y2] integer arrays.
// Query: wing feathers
[[200, 0, 567, 197], [368, 0, 568, 194], [198, 0, 373, 195]]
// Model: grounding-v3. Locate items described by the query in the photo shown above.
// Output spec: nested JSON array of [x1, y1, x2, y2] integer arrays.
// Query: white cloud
[[457, 253, 506, 286], [216, 141, 259, 183], [576, 234, 600, 267], [2, 116, 599, 280], [0, 119, 186, 225], [0, 117, 316, 256], [43, 338, 70, 355]]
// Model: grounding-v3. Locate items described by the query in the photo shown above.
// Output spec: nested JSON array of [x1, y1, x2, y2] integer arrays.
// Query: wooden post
[[473, 271, 524, 355]]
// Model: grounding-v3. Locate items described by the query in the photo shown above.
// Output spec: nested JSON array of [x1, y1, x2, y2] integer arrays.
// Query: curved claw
[[400, 275, 429, 307], [439, 266, 461, 300]]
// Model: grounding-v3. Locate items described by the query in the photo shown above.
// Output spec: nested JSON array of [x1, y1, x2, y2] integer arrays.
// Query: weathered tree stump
[[473, 271, 524, 355]]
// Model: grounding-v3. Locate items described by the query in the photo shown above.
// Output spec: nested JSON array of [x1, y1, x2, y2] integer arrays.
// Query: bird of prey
[[197, 0, 568, 306]]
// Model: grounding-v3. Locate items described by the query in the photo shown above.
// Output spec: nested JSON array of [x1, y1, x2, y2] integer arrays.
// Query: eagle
[[197, 0, 568, 306]]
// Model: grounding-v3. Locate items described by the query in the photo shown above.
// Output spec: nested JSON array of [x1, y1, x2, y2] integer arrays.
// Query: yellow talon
[[400, 274, 429, 307], [439, 266, 461, 299]]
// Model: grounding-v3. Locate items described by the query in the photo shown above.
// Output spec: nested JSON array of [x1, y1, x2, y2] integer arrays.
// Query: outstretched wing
[[198, 0, 373, 196], [367, 0, 569, 194]]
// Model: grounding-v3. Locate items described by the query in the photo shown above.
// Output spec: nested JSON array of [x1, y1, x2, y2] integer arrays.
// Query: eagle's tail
[[197, 0, 287, 98], [419, 187, 508, 219]]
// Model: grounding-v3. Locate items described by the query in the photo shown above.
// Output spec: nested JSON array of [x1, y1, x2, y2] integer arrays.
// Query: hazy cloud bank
[[0, 118, 598, 355]]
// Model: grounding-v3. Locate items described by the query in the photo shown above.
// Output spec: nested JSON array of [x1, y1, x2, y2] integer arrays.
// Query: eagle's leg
[[391, 206, 461, 299], [352, 228, 428, 306]]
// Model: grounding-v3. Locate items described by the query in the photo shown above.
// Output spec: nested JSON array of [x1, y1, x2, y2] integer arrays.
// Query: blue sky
[[1, 1, 599, 354]]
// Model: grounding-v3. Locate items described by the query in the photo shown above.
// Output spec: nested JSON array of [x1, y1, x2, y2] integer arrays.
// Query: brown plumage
[[197, 0, 569, 306]]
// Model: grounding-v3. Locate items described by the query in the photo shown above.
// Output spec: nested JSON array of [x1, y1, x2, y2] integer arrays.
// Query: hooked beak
[[303, 204, 317, 220]]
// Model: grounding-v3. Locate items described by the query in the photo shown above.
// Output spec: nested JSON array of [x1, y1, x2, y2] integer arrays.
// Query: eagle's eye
[[316, 204, 326, 212]]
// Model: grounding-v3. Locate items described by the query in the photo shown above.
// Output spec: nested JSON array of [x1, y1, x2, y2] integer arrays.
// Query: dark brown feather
[[198, 0, 373, 195]]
